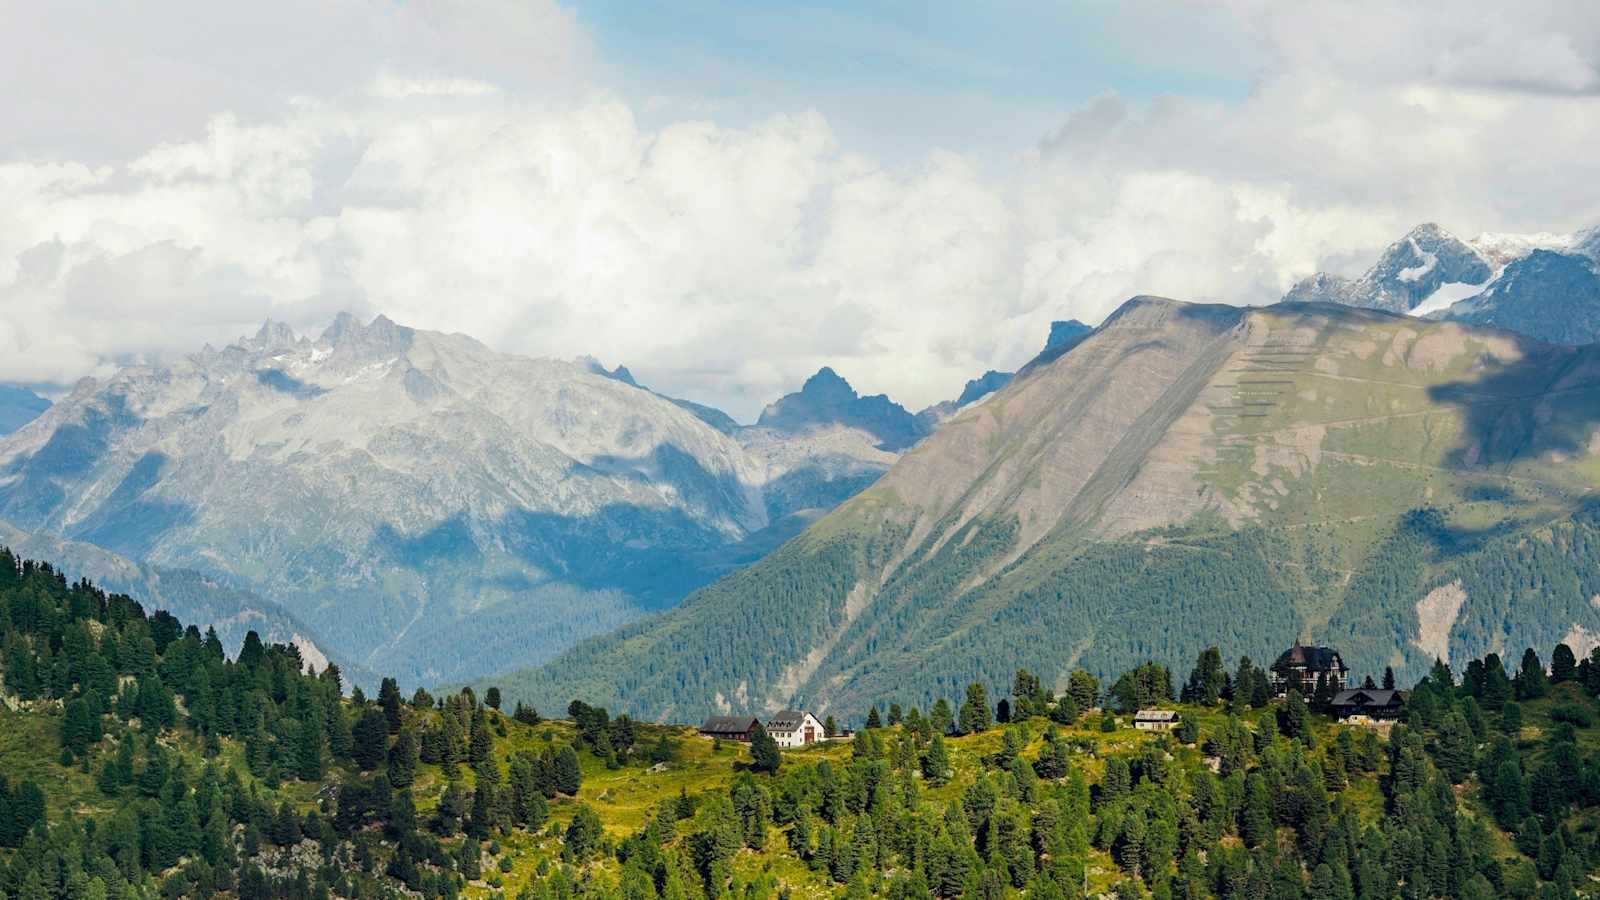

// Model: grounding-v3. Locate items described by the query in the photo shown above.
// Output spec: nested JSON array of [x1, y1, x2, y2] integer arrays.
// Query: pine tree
[[959, 683, 992, 735], [61, 698, 96, 755], [1550, 643, 1578, 683], [388, 728, 420, 788], [866, 706, 882, 729], [554, 746, 582, 795], [297, 701, 326, 781], [1515, 648, 1549, 700], [1182, 647, 1227, 705], [379, 677, 404, 733], [922, 735, 952, 786], [469, 708, 494, 769], [1435, 711, 1476, 783], [352, 708, 389, 771], [1242, 773, 1273, 848], [458, 835, 483, 879], [750, 723, 781, 774], [565, 804, 604, 862], [1502, 701, 1524, 735], [485, 686, 502, 710]]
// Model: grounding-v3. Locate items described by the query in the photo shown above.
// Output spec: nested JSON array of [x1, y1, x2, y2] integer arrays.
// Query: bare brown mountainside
[[497, 297, 1600, 721]]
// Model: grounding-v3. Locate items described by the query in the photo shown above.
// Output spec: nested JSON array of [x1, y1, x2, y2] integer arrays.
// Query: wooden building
[[698, 715, 760, 742], [1328, 688, 1404, 722], [1133, 709, 1179, 732]]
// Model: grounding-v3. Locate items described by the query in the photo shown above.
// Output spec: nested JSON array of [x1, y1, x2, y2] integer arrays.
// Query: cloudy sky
[[4, 0, 1599, 419]]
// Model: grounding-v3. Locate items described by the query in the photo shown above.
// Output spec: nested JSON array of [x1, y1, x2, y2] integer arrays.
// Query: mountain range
[[0, 313, 1069, 687], [496, 296, 1600, 721], [1283, 221, 1600, 345]]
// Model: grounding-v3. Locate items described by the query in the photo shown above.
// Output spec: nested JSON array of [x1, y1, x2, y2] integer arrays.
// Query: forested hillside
[[6, 547, 1600, 898], [491, 298, 1600, 718]]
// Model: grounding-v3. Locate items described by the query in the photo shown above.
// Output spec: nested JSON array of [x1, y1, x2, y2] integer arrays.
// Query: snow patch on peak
[[1411, 281, 1485, 317], [1469, 230, 1577, 268], [1397, 240, 1437, 283]]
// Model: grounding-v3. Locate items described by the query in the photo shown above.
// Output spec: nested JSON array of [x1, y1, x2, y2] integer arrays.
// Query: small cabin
[[765, 710, 824, 748], [1133, 709, 1179, 732], [699, 715, 760, 742], [1329, 688, 1404, 722], [1271, 644, 1349, 697]]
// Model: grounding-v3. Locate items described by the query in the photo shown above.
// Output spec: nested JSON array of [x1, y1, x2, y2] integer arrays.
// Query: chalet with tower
[[1270, 643, 1349, 697]]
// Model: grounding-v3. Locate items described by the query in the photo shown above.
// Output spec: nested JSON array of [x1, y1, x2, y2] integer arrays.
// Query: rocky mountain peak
[[1045, 319, 1092, 351], [317, 312, 415, 358], [246, 320, 304, 352], [1283, 222, 1491, 313], [797, 366, 854, 399], [757, 367, 928, 451]]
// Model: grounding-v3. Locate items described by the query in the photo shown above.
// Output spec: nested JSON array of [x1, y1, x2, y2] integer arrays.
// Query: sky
[[3, 0, 1599, 420]]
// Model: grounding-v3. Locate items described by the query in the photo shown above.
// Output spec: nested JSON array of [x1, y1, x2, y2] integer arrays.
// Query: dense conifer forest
[[4, 546, 1600, 898]]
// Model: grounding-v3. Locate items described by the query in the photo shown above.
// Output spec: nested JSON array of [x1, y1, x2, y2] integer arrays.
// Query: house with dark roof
[[698, 715, 760, 742], [1270, 643, 1349, 696], [765, 710, 823, 748], [1133, 709, 1179, 732], [1329, 688, 1404, 721]]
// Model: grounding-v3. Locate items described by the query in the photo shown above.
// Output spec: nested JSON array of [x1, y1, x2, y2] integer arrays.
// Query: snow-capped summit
[[1282, 222, 1492, 314], [1283, 221, 1600, 346]]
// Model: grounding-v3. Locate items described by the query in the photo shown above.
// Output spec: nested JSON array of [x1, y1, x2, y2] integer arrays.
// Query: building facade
[[765, 710, 824, 748], [1328, 688, 1404, 721], [1133, 709, 1178, 732], [1270, 644, 1349, 696]]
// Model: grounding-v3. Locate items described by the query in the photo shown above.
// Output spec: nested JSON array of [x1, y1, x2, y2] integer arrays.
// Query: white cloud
[[2, 1, 1599, 417]]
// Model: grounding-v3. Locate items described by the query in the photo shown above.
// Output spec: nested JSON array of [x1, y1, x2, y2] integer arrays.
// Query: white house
[[765, 710, 824, 748], [1133, 709, 1178, 732]]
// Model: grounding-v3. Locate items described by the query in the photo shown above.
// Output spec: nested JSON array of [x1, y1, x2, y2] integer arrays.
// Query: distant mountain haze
[[0, 314, 941, 687], [0, 384, 50, 435]]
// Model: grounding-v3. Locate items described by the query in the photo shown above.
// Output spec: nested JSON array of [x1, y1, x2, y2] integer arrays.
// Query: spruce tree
[[379, 677, 404, 733], [750, 723, 781, 774], [554, 746, 582, 795], [1550, 643, 1578, 683], [297, 701, 326, 781], [352, 708, 389, 771], [922, 735, 951, 786], [388, 728, 420, 788], [959, 683, 992, 735], [1515, 648, 1549, 700]]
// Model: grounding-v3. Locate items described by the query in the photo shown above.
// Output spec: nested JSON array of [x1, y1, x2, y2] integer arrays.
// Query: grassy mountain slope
[[496, 297, 1600, 719]]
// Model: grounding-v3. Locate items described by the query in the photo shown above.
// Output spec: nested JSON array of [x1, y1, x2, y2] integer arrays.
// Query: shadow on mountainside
[[1426, 340, 1600, 472]]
